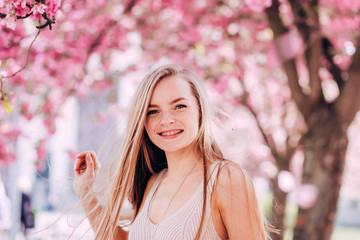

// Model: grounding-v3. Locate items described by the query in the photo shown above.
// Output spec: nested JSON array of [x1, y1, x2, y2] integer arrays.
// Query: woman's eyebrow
[[148, 97, 189, 108]]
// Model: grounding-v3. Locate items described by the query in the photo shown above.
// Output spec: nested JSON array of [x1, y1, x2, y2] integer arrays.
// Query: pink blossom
[[212, 75, 229, 94], [0, 123, 21, 141], [0, 150, 16, 166], [36, 140, 48, 171], [275, 32, 303, 61], [92, 79, 114, 93], [294, 184, 319, 209], [20, 102, 35, 120], [323, 0, 360, 12], [43, 118, 56, 135], [42, 100, 55, 114], [0, 70, 7, 78], [0, 14, 17, 30], [324, 16, 360, 33], [31, 3, 48, 15], [45, 0, 61, 17], [75, 83, 91, 98], [0, 0, 60, 29], [178, 28, 201, 43], [13, 6, 30, 17], [259, 161, 278, 178], [0, 0, 12, 10], [0, 136, 17, 165], [278, 170, 296, 193], [12, 0, 27, 9], [0, 0, 358, 184], [245, 0, 272, 12]]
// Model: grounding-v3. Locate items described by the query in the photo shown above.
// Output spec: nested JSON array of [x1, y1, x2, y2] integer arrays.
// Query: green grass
[[332, 226, 360, 240]]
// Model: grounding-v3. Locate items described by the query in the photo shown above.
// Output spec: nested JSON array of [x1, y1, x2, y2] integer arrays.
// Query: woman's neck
[[165, 148, 200, 179]]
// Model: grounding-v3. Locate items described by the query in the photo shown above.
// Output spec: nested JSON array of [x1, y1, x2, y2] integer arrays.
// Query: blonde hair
[[93, 64, 267, 239]]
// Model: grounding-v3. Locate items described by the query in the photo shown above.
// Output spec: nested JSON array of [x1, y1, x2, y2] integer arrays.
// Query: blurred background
[[1, 0, 360, 239]]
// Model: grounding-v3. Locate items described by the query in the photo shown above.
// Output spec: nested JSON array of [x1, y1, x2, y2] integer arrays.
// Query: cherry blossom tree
[[265, 1, 360, 239], [1, 0, 359, 239], [0, 0, 57, 30]]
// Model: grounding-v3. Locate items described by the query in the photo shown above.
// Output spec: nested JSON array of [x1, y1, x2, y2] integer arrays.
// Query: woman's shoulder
[[210, 160, 266, 239], [212, 159, 253, 196], [143, 169, 167, 197], [210, 159, 248, 177], [137, 169, 167, 214]]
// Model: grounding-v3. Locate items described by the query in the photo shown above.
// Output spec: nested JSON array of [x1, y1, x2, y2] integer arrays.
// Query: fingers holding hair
[[74, 150, 101, 175]]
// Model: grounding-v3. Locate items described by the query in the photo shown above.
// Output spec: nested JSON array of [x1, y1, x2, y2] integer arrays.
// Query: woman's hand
[[73, 150, 101, 201]]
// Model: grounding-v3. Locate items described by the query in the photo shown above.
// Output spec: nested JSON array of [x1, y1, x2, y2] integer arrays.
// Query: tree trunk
[[269, 175, 289, 240], [293, 105, 348, 240]]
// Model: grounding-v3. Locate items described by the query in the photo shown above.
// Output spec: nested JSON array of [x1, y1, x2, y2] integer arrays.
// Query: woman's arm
[[213, 162, 266, 240], [73, 151, 128, 239]]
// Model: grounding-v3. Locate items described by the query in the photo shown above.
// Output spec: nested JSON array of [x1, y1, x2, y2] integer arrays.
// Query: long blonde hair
[[94, 64, 267, 239]]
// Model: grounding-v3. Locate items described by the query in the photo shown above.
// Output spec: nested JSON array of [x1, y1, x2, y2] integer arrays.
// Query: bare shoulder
[[213, 160, 257, 212], [214, 161, 252, 190], [212, 161, 266, 239], [148, 172, 159, 186], [143, 172, 160, 199]]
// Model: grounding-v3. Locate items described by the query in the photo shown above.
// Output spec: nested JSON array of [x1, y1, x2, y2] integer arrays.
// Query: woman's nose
[[160, 112, 175, 125]]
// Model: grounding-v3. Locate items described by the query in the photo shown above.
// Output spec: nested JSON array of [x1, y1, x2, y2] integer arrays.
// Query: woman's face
[[145, 75, 200, 154]]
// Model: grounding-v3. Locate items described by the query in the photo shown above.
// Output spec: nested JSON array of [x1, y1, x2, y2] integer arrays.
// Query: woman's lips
[[158, 129, 184, 137]]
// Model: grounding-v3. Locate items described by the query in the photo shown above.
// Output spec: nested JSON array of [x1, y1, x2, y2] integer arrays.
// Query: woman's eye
[[175, 104, 187, 110], [147, 110, 159, 116]]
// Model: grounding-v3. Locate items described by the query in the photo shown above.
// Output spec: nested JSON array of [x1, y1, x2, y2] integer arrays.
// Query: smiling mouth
[[158, 130, 183, 136]]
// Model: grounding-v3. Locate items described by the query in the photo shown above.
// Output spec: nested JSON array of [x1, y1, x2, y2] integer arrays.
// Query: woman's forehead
[[150, 75, 194, 102]]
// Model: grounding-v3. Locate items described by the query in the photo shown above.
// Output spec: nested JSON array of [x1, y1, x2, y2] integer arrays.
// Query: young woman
[[73, 64, 267, 240]]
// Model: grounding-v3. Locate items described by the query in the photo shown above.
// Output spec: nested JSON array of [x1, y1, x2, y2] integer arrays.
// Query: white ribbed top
[[128, 162, 223, 240]]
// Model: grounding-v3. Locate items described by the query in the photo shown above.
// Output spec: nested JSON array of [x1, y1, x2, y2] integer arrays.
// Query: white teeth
[[161, 130, 182, 136]]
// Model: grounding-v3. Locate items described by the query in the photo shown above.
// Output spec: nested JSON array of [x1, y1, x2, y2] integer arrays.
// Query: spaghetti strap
[[143, 169, 167, 206]]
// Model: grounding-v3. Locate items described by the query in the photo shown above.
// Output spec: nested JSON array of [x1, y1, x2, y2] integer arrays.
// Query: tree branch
[[288, 0, 322, 106], [288, 0, 310, 40], [0, 12, 33, 19], [237, 80, 279, 160], [4, 30, 41, 79], [36, 13, 55, 30], [17, 12, 33, 19], [322, 38, 344, 90], [335, 39, 360, 127], [284, 135, 297, 163], [1, 3, 55, 30], [123, 0, 139, 14], [244, 101, 279, 160], [0, 76, 5, 101], [87, 20, 117, 55], [86, 0, 138, 55], [265, 0, 310, 118]]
